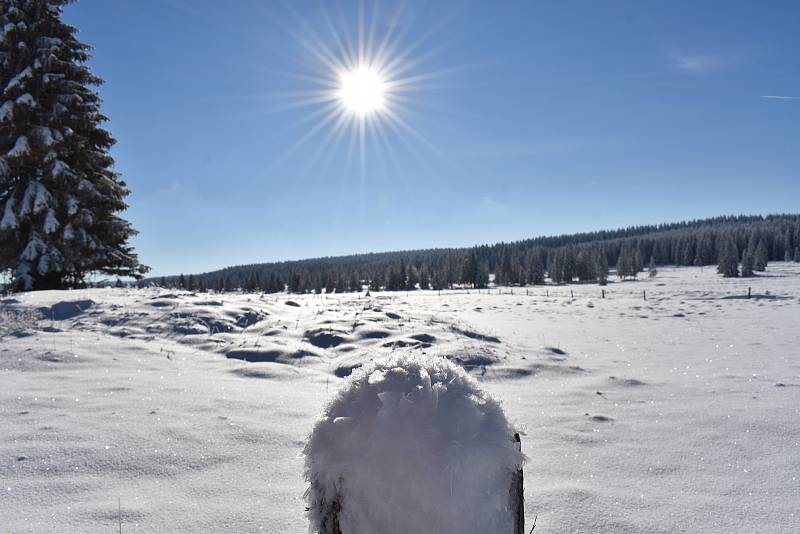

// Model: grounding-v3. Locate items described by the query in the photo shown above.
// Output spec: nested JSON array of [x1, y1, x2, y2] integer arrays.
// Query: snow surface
[[1, 265, 799, 532], [305, 353, 524, 534]]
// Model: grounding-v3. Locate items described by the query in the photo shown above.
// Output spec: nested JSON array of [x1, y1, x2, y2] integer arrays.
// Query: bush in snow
[[304, 353, 525, 534], [0, 0, 148, 291]]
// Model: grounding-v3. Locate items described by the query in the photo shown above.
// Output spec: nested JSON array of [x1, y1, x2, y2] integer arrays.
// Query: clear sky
[[62, 1, 799, 277]]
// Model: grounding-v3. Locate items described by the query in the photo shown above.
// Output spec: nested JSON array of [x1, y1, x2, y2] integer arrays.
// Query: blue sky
[[63, 1, 799, 277]]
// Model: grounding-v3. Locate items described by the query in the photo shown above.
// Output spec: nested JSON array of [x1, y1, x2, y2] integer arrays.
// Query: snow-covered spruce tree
[[717, 235, 739, 278], [648, 255, 657, 279], [0, 1, 147, 290], [594, 248, 608, 285], [754, 239, 768, 272], [741, 241, 755, 278]]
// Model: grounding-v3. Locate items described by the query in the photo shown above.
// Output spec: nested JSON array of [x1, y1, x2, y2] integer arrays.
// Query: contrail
[[762, 95, 800, 100]]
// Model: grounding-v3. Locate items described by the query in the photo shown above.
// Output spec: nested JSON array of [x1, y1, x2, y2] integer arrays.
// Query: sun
[[265, 2, 448, 173], [338, 65, 386, 115]]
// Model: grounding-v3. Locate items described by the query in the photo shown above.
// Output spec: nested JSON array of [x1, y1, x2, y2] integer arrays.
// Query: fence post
[[570, 289, 574, 298], [643, 290, 646, 301], [511, 433, 524, 534], [601, 289, 605, 299], [747, 287, 751, 299]]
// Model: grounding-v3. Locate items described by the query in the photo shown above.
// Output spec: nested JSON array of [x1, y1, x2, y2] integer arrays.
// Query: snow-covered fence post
[[304, 354, 526, 534]]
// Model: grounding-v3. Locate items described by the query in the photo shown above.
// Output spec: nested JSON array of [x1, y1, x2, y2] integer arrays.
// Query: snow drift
[[304, 353, 525, 534]]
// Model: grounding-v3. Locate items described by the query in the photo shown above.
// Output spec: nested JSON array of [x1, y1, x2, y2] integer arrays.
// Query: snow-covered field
[[1, 264, 799, 533]]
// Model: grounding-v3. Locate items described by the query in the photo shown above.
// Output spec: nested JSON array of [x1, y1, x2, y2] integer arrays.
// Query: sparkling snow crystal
[[304, 353, 524, 534]]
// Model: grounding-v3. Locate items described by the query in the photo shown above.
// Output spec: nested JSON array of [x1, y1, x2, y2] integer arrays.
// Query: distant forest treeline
[[145, 214, 800, 293]]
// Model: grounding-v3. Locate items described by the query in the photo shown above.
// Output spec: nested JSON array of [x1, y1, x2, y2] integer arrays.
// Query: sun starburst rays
[[257, 2, 446, 180]]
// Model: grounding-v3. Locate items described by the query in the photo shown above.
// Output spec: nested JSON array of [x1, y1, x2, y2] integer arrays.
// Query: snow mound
[[37, 299, 93, 320], [304, 353, 524, 534]]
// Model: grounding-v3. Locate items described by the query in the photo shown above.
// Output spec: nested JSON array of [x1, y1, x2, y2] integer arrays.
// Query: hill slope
[[147, 214, 800, 293]]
